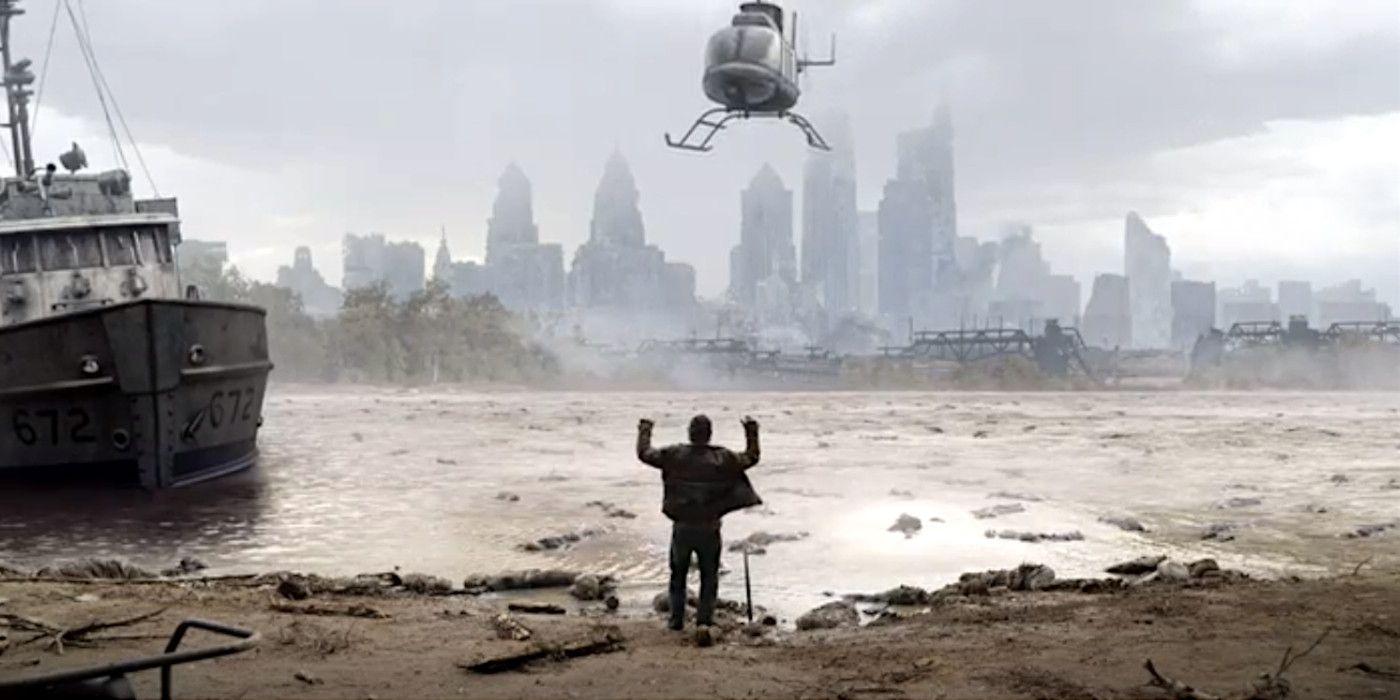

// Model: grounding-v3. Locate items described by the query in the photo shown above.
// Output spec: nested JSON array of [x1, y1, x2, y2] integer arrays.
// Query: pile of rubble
[[799, 555, 1249, 632]]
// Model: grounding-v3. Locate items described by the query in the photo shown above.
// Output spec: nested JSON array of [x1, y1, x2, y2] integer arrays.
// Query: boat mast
[[0, 0, 34, 178]]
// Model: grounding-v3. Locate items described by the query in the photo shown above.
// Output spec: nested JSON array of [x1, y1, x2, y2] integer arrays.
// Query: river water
[[2, 388, 1397, 617]]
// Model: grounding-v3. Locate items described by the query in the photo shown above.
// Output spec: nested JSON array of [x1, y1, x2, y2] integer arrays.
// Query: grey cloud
[[16, 0, 1398, 296]]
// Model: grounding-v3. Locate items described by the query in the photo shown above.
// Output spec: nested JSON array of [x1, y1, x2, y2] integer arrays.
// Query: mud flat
[[2, 565, 1398, 699]]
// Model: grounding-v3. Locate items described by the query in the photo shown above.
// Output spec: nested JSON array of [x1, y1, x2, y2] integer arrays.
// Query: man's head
[[688, 414, 712, 445]]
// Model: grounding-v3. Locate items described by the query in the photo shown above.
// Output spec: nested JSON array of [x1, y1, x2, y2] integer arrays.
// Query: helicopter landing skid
[[665, 108, 832, 153]]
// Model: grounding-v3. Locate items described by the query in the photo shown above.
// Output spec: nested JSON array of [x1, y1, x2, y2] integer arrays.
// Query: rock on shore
[[795, 601, 859, 631]]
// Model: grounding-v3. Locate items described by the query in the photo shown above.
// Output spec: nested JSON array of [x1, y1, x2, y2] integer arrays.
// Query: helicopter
[[665, 1, 836, 153]]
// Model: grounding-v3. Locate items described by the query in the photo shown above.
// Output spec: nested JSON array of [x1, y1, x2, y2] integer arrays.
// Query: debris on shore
[[983, 529, 1084, 543], [569, 574, 617, 601], [34, 559, 158, 580], [987, 491, 1043, 502], [727, 531, 809, 555], [160, 557, 209, 577], [516, 528, 606, 552], [971, 503, 1026, 519], [888, 514, 923, 538], [463, 569, 581, 593], [459, 627, 625, 674], [795, 601, 858, 630], [1099, 516, 1147, 532], [1202, 522, 1238, 541], [584, 501, 637, 519], [1344, 522, 1397, 539], [1218, 497, 1262, 509]]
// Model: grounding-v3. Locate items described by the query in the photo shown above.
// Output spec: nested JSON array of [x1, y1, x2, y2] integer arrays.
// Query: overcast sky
[[17, 0, 1400, 305]]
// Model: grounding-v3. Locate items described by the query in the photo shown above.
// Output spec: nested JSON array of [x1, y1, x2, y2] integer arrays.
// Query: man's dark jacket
[[637, 425, 762, 525]]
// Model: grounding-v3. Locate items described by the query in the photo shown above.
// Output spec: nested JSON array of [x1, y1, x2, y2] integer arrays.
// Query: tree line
[[183, 260, 559, 384]]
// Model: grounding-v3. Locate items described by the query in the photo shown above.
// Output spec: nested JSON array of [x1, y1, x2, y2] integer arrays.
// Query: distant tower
[[801, 112, 858, 313], [486, 163, 539, 265], [432, 228, 453, 284], [1124, 212, 1172, 349], [730, 164, 795, 305], [588, 150, 647, 248], [878, 102, 957, 325]]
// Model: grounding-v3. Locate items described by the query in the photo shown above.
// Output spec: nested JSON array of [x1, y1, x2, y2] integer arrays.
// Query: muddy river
[[2, 388, 1397, 616]]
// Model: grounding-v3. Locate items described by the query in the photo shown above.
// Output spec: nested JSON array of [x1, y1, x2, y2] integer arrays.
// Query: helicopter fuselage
[[702, 11, 800, 114]]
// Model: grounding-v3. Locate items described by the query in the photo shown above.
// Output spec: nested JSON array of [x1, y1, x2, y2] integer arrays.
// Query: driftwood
[[1339, 662, 1400, 681], [507, 603, 566, 615], [459, 627, 625, 674], [270, 602, 389, 619], [1349, 555, 1374, 577], [2, 608, 166, 655], [1144, 659, 1223, 700], [1143, 627, 1333, 700]]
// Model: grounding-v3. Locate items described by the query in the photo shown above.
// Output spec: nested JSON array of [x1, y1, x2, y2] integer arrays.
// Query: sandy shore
[[3, 567, 1398, 699]]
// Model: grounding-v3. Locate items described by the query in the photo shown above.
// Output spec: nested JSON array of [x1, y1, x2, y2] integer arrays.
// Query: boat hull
[[0, 299, 271, 489]]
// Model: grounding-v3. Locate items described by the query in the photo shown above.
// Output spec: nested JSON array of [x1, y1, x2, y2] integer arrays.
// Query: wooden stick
[[1143, 659, 1223, 700]]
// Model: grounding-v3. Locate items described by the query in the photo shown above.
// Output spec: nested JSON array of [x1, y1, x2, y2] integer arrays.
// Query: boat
[[0, 0, 271, 488]]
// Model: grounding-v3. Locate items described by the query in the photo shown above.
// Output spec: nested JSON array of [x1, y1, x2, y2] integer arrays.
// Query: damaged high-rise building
[[1083, 273, 1131, 349], [878, 104, 957, 327], [985, 226, 1080, 331], [1277, 280, 1313, 325], [276, 246, 343, 318], [1124, 212, 1172, 349], [801, 113, 859, 314], [1316, 279, 1392, 327], [342, 233, 425, 302], [568, 151, 695, 312], [730, 164, 796, 306], [1218, 280, 1277, 328], [1171, 280, 1215, 349]]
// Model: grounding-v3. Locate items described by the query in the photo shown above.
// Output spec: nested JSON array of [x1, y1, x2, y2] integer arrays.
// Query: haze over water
[[2, 387, 1397, 616]]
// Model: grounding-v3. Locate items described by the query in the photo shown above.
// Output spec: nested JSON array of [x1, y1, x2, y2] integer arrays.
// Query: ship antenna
[[0, 0, 37, 177]]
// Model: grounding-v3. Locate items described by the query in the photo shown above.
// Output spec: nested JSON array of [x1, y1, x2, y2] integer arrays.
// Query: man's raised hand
[[638, 418, 655, 431], [741, 416, 759, 432]]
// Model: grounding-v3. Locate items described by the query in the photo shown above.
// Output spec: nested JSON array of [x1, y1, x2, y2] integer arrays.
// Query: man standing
[[637, 414, 761, 632]]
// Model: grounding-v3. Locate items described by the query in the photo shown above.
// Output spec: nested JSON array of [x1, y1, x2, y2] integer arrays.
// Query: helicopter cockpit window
[[1, 234, 36, 274], [39, 231, 103, 271], [104, 229, 139, 266], [736, 28, 779, 66], [136, 227, 174, 265]]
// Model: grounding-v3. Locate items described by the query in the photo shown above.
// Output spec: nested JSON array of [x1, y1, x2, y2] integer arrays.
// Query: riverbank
[[3, 566, 1398, 699]]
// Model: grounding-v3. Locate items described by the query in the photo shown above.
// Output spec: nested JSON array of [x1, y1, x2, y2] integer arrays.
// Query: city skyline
[[15, 1, 1395, 309]]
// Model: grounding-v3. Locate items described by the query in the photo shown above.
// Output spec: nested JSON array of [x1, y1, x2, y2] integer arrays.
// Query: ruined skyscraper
[[801, 113, 859, 313], [1171, 279, 1215, 349], [569, 151, 695, 311], [1083, 273, 1131, 349], [1218, 280, 1277, 328], [877, 177, 933, 319], [877, 105, 957, 326], [729, 164, 795, 305], [1124, 212, 1172, 348], [342, 233, 424, 302], [985, 226, 1079, 330], [1316, 279, 1392, 327], [277, 246, 343, 318], [1277, 280, 1313, 324], [857, 210, 879, 316]]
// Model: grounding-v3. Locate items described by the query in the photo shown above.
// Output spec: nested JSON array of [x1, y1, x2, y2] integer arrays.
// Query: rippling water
[[2, 387, 1397, 615]]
